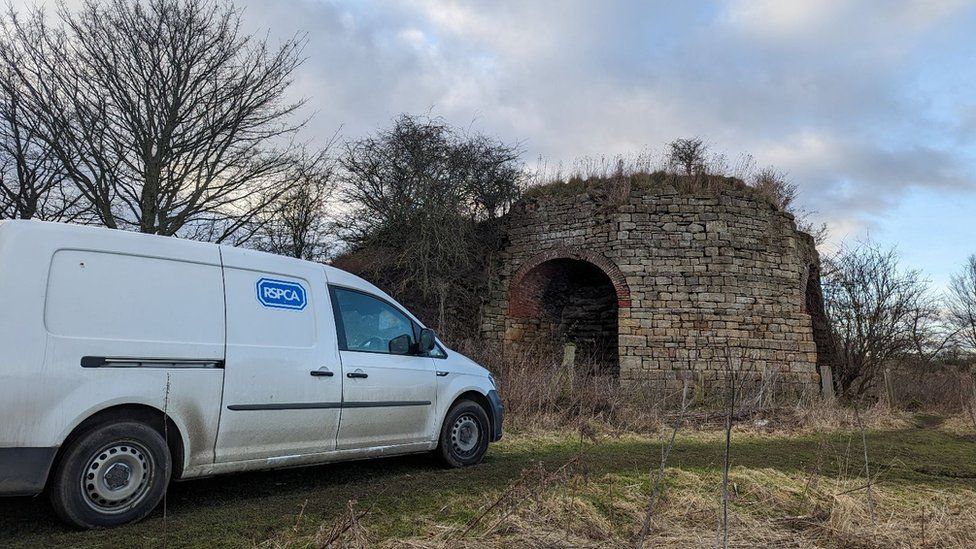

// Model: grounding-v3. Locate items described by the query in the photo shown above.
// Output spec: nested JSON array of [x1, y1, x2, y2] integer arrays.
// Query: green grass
[[3, 425, 976, 548]]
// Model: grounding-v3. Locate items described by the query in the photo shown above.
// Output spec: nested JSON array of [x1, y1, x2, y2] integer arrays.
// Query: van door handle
[[310, 368, 334, 377], [347, 370, 368, 379]]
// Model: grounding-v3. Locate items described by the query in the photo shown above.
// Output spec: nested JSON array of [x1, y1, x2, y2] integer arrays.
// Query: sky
[[14, 0, 976, 289]]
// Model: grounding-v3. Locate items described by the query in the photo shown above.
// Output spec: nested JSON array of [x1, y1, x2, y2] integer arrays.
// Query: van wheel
[[438, 400, 490, 468], [49, 421, 171, 529]]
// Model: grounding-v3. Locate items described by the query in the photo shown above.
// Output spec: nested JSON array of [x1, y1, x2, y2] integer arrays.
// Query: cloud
[[760, 131, 974, 230], [7, 0, 976, 256], [722, 0, 849, 38], [722, 0, 968, 46]]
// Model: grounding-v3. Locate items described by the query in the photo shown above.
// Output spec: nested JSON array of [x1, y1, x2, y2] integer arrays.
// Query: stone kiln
[[480, 179, 828, 394]]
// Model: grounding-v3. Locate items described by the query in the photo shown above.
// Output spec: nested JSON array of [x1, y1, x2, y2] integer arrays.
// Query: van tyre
[[49, 422, 171, 529], [438, 400, 490, 467]]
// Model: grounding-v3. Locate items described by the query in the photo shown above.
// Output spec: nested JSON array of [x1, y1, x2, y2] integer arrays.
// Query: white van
[[0, 220, 502, 529]]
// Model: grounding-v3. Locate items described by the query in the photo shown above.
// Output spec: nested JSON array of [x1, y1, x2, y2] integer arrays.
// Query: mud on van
[[0, 220, 502, 529]]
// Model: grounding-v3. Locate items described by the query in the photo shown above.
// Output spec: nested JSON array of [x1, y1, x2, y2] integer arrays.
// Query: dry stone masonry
[[480, 179, 826, 395]]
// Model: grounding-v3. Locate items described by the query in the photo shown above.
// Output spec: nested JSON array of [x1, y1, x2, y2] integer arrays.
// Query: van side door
[[329, 286, 437, 449], [214, 249, 343, 463]]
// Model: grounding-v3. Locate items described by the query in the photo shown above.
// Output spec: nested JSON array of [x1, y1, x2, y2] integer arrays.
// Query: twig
[[321, 484, 390, 548], [833, 482, 873, 497], [322, 500, 365, 547], [457, 455, 580, 539], [920, 504, 926, 549], [717, 350, 738, 549], [162, 373, 171, 530], [293, 499, 308, 532], [637, 376, 690, 547], [802, 436, 828, 500], [459, 469, 534, 539], [852, 399, 877, 526]]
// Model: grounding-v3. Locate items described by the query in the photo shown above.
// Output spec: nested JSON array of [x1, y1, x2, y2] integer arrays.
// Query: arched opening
[[509, 257, 623, 372]]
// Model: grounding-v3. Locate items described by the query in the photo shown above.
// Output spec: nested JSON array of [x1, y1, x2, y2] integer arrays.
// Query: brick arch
[[508, 248, 631, 318]]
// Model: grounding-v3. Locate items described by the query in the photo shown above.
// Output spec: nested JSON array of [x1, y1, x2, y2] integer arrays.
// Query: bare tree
[[948, 255, 976, 352], [906, 291, 957, 364], [0, 0, 305, 240], [454, 134, 523, 221], [0, 56, 79, 220], [823, 242, 931, 398], [666, 137, 708, 176], [340, 115, 460, 243], [338, 114, 523, 334], [252, 149, 338, 261]]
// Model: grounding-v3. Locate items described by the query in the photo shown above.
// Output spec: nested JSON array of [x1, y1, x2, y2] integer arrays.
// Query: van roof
[[0, 220, 399, 317]]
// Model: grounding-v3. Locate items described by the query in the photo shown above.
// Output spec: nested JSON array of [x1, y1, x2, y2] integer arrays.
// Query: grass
[[520, 170, 752, 202], [3, 415, 976, 547]]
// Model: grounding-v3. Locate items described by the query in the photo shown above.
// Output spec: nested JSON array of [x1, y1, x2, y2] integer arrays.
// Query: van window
[[45, 250, 224, 344], [330, 287, 415, 354]]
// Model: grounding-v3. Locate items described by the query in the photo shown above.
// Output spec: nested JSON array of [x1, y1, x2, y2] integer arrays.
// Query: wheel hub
[[451, 414, 480, 454], [82, 441, 153, 514], [103, 462, 132, 490]]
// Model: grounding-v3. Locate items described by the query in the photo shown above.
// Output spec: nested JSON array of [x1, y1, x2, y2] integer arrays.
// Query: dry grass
[[459, 341, 917, 438], [255, 346, 973, 548], [930, 412, 976, 437], [457, 340, 669, 433], [264, 448, 976, 549], [883, 361, 976, 414], [788, 400, 914, 433], [520, 148, 762, 205]]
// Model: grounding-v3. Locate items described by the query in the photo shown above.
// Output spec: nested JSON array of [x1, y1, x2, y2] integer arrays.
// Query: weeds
[[852, 399, 878, 527], [637, 377, 690, 546], [461, 341, 917, 437], [717, 351, 739, 549], [259, 436, 976, 548], [459, 339, 668, 433], [253, 344, 976, 549]]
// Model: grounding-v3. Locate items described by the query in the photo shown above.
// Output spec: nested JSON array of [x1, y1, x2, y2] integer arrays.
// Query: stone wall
[[480, 179, 824, 394]]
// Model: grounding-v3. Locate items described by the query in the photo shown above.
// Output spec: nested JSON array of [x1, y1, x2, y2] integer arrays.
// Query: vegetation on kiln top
[[519, 140, 802, 218], [522, 170, 759, 204], [517, 148, 828, 244]]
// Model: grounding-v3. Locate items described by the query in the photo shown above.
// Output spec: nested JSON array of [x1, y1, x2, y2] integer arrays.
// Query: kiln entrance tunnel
[[510, 258, 620, 371]]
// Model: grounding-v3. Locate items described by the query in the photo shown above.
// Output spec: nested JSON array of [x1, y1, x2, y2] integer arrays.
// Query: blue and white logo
[[256, 278, 307, 311]]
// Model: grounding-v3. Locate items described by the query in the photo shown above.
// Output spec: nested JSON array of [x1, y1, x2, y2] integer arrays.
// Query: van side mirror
[[419, 328, 437, 353], [389, 334, 412, 355]]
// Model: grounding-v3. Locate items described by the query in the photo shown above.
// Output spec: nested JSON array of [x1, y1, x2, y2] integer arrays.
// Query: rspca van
[[0, 220, 502, 529]]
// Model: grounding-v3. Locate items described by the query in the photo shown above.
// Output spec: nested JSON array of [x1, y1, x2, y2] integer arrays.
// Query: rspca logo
[[256, 278, 307, 311]]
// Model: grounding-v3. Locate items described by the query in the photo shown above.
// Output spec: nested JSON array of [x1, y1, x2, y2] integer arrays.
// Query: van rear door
[[214, 247, 343, 463]]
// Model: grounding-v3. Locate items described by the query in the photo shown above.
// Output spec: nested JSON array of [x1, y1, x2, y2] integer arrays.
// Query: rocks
[[481, 183, 824, 394]]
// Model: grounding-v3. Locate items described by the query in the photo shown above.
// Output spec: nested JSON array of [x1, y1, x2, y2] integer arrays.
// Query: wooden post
[[695, 371, 706, 405], [757, 365, 767, 410], [883, 367, 895, 409], [820, 364, 835, 403], [560, 342, 576, 398]]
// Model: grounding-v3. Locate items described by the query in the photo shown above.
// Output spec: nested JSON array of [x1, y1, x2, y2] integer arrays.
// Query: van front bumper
[[487, 390, 504, 442], [0, 447, 57, 496]]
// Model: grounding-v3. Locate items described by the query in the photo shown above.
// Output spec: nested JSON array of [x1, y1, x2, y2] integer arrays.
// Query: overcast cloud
[[242, 1, 975, 232], [14, 0, 976, 285]]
